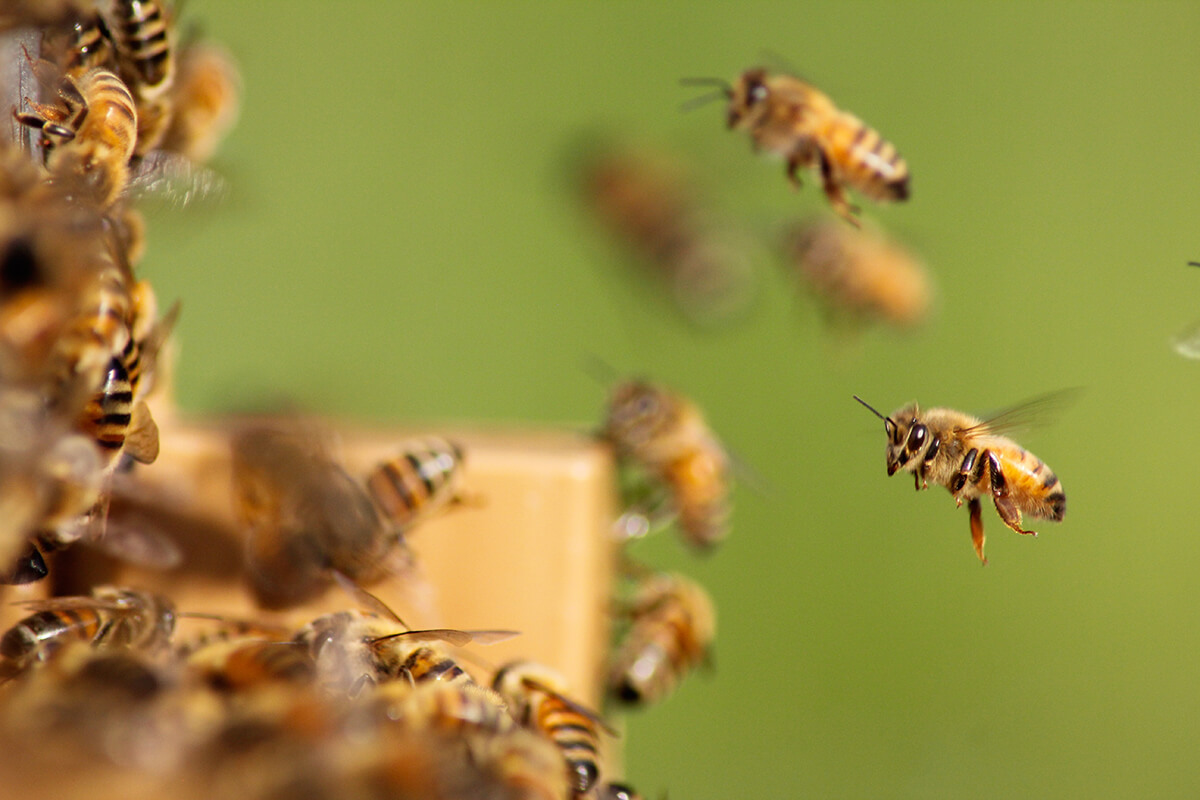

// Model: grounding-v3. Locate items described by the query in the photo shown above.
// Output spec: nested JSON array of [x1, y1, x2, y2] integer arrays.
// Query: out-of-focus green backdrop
[[154, 2, 1200, 797]]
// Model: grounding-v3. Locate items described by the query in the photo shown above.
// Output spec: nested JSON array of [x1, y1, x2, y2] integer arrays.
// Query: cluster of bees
[[0, 1, 1086, 794], [0, 8, 722, 800], [581, 66, 1069, 565]]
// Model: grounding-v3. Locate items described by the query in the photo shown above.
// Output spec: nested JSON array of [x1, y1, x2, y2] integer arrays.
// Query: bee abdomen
[[829, 113, 910, 201], [82, 355, 135, 453], [110, 0, 173, 91], [365, 439, 463, 528], [539, 704, 601, 793]]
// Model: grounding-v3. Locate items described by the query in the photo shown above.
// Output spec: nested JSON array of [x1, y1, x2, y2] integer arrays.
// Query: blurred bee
[[1171, 261, 1200, 359], [366, 679, 514, 737], [363, 437, 468, 531], [608, 571, 715, 707], [231, 423, 408, 609], [577, 141, 757, 326], [187, 638, 316, 693], [492, 660, 616, 795], [0, 585, 175, 678], [107, 0, 176, 157], [600, 783, 644, 800], [15, 65, 138, 209], [159, 40, 240, 164], [854, 394, 1068, 564], [685, 67, 910, 226], [465, 725, 573, 800], [297, 608, 514, 695], [602, 379, 730, 551], [783, 217, 932, 330]]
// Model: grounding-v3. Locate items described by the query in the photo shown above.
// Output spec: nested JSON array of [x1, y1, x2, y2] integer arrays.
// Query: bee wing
[[371, 628, 475, 648], [10, 596, 129, 613], [84, 512, 183, 569], [959, 388, 1082, 438], [331, 570, 409, 629], [126, 150, 229, 210], [457, 629, 520, 646], [520, 676, 619, 737], [1173, 320, 1200, 359]]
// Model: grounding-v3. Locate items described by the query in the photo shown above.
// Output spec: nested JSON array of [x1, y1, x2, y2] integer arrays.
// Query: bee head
[[603, 380, 674, 451], [854, 396, 927, 476], [726, 68, 770, 129]]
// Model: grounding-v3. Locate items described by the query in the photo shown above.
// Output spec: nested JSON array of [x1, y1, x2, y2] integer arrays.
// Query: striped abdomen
[[532, 692, 603, 793], [394, 682, 514, 735], [110, 0, 175, 154], [0, 605, 108, 675], [365, 438, 464, 529], [81, 354, 135, 459], [62, 12, 116, 73], [67, 68, 138, 199], [991, 442, 1066, 521], [54, 260, 132, 384], [609, 575, 714, 706], [821, 110, 909, 202], [394, 644, 473, 686], [663, 445, 729, 550]]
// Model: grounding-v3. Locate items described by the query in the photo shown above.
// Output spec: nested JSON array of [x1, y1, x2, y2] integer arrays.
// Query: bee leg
[[968, 498, 987, 565], [913, 468, 922, 491], [817, 150, 861, 228], [785, 154, 805, 189], [987, 451, 1037, 536], [951, 448, 979, 505]]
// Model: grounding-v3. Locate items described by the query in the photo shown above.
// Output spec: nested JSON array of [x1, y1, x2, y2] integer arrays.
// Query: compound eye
[[907, 424, 927, 452]]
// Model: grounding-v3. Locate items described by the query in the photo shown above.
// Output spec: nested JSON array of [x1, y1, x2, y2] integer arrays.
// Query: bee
[[464, 725, 573, 800], [107, 0, 176, 157], [492, 660, 615, 795], [0, 585, 175, 678], [15, 66, 138, 209], [363, 437, 468, 531], [366, 679, 514, 737], [297, 609, 514, 695], [231, 423, 407, 609], [854, 394, 1068, 564], [687, 67, 909, 226], [159, 40, 241, 164], [188, 637, 317, 693], [577, 142, 757, 326], [783, 217, 932, 330], [608, 571, 715, 707], [602, 379, 730, 551]]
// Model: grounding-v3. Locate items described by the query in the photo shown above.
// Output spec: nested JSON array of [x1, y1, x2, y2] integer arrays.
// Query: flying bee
[[159, 40, 240, 164], [854, 394, 1069, 564], [363, 437, 468, 531], [107, 0, 176, 156], [577, 141, 757, 326], [231, 423, 408, 609], [607, 571, 715, 707], [492, 660, 616, 796], [0, 585, 175, 678], [783, 217, 932, 330], [602, 379, 731, 551], [15, 66, 138, 209], [685, 67, 910, 226]]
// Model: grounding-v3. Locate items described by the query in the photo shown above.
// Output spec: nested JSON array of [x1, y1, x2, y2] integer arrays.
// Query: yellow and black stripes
[[365, 438, 464, 529]]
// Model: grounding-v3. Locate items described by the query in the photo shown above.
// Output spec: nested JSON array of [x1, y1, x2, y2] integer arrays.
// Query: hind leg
[[986, 450, 1037, 536], [968, 497, 987, 565]]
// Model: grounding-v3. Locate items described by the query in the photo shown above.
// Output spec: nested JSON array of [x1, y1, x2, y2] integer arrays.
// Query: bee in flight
[[854, 394, 1068, 564], [684, 66, 909, 227], [783, 217, 932, 331], [601, 378, 731, 551]]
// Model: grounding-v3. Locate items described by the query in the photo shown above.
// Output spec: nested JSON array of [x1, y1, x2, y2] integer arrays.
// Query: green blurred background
[[152, 2, 1200, 797]]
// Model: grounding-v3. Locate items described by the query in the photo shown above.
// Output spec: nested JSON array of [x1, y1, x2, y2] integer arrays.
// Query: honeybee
[[602, 379, 730, 551], [492, 660, 616, 795], [187, 637, 316, 693], [0, 585, 175, 678], [607, 571, 715, 707], [783, 217, 932, 330], [577, 141, 757, 326], [687, 67, 909, 226], [363, 438, 468, 531], [854, 394, 1068, 564], [15, 66, 138, 208], [231, 423, 407, 609], [159, 40, 240, 164], [365, 679, 514, 737], [297, 608, 514, 694], [107, 0, 176, 157], [464, 725, 573, 800]]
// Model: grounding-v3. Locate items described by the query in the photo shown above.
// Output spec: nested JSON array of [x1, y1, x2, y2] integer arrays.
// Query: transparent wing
[[959, 388, 1082, 437], [1173, 320, 1200, 359]]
